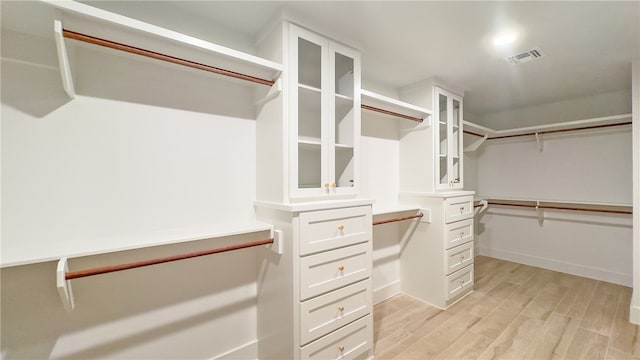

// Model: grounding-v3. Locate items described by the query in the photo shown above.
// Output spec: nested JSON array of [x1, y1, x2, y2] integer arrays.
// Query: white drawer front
[[444, 218, 474, 249], [445, 242, 474, 275], [444, 196, 474, 223], [446, 264, 474, 300], [300, 315, 372, 360], [300, 280, 371, 345], [299, 206, 372, 255], [300, 243, 371, 300]]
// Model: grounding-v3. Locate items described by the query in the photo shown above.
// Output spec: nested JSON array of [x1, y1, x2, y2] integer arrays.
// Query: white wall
[[470, 97, 634, 286], [1, 28, 264, 358], [631, 60, 639, 324]]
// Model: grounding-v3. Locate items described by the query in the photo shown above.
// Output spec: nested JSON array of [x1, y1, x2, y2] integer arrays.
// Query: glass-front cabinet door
[[434, 86, 463, 190], [289, 23, 360, 199]]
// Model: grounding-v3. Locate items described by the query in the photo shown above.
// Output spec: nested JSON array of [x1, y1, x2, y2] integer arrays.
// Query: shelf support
[[474, 199, 488, 215], [464, 134, 488, 152], [53, 20, 76, 99], [57, 258, 75, 312], [536, 201, 544, 226], [255, 78, 282, 107], [535, 132, 543, 152]]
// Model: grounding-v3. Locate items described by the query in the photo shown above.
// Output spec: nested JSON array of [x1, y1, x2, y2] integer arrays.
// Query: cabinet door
[[434, 87, 464, 190], [290, 25, 329, 198], [327, 42, 360, 196]]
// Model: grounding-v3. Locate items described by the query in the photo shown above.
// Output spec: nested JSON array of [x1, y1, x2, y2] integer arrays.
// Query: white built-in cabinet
[[399, 193, 475, 308], [256, 202, 374, 360], [435, 86, 464, 190], [289, 24, 361, 199]]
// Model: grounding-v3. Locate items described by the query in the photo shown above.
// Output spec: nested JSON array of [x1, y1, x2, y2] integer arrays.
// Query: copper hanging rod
[[488, 201, 632, 215], [487, 122, 631, 140], [62, 29, 275, 86], [65, 238, 274, 280], [361, 104, 424, 123], [373, 213, 423, 226], [464, 130, 485, 137]]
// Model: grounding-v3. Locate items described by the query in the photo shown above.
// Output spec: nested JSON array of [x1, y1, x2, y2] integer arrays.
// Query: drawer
[[444, 218, 474, 249], [300, 280, 372, 345], [445, 264, 474, 300], [300, 243, 371, 300], [444, 196, 474, 223], [299, 206, 372, 255], [445, 242, 474, 275], [300, 315, 372, 360]]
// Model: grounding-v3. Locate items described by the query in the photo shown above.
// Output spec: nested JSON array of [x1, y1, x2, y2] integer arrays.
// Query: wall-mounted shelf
[[1, 222, 274, 269], [3, 0, 283, 98], [477, 196, 632, 215], [361, 89, 432, 124], [463, 114, 632, 152]]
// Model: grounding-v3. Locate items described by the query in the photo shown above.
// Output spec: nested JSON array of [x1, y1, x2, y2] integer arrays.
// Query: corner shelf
[[463, 113, 632, 152]]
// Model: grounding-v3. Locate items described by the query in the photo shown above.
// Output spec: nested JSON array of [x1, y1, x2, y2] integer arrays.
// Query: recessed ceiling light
[[492, 32, 518, 47]]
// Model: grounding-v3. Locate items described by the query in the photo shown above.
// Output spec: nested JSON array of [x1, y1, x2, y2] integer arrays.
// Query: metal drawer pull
[[338, 265, 345, 272], [338, 225, 344, 231], [338, 306, 344, 313], [460, 206, 465, 213], [338, 346, 345, 352], [460, 231, 465, 237], [331, 183, 337, 188]]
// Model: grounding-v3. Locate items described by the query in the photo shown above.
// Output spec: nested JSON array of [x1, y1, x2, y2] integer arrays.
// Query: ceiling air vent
[[506, 48, 544, 64]]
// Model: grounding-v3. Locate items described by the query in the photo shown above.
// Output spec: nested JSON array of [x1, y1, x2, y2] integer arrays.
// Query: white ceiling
[[82, 1, 640, 117]]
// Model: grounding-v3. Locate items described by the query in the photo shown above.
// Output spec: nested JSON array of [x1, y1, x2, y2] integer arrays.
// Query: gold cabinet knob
[[460, 279, 465, 284], [338, 346, 345, 352], [324, 183, 330, 189], [338, 306, 344, 312], [338, 265, 345, 271], [459, 231, 465, 237], [460, 255, 465, 261], [331, 183, 337, 188], [460, 207, 465, 213], [338, 225, 344, 231]]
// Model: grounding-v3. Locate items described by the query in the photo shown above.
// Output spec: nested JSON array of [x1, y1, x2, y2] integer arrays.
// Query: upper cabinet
[[290, 24, 361, 199], [434, 86, 464, 190]]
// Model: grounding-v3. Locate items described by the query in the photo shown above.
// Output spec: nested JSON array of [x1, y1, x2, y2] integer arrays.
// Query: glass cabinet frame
[[434, 86, 464, 190]]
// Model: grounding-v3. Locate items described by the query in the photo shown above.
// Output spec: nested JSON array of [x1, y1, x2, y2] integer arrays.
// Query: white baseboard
[[212, 340, 257, 360], [374, 280, 401, 305], [631, 291, 640, 325], [477, 247, 632, 287]]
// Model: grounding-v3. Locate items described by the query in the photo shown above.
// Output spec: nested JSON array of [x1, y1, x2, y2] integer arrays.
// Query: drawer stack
[[298, 206, 373, 359], [443, 195, 475, 301], [399, 193, 475, 309]]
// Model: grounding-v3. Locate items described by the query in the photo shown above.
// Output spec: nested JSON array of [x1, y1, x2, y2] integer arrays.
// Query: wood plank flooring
[[374, 256, 639, 359]]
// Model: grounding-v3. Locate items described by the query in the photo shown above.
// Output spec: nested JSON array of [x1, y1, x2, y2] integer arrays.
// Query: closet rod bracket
[[255, 78, 282, 107], [270, 229, 284, 255], [57, 258, 75, 312], [535, 132, 543, 152]]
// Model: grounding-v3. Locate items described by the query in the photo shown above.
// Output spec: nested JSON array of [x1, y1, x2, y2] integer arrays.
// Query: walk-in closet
[[1, 1, 638, 359]]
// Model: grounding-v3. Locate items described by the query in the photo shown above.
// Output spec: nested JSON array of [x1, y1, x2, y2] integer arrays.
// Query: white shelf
[[335, 143, 354, 150], [464, 113, 632, 139], [1, 222, 274, 268], [299, 83, 322, 93], [2, 0, 282, 92], [361, 89, 431, 121]]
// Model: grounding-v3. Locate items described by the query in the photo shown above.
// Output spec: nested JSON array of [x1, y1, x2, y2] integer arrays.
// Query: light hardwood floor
[[373, 256, 639, 360]]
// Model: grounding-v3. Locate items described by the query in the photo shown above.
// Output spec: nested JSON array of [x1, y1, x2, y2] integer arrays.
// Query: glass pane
[[334, 52, 355, 188], [298, 38, 321, 88], [438, 93, 448, 186], [334, 53, 354, 98], [298, 37, 322, 189], [452, 98, 461, 183]]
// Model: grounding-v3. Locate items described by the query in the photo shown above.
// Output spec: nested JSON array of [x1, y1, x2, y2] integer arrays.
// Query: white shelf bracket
[[464, 134, 488, 152], [535, 132, 543, 152], [269, 229, 284, 255], [56, 258, 75, 312], [53, 20, 76, 99], [255, 78, 282, 106], [536, 201, 544, 226], [474, 199, 489, 216]]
